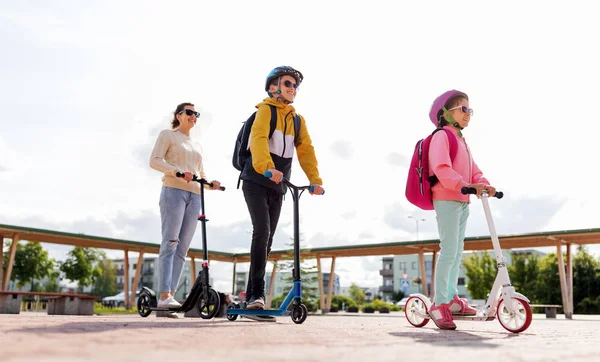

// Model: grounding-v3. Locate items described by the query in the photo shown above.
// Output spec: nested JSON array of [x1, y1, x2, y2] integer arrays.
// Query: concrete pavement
[[1, 311, 598, 362]]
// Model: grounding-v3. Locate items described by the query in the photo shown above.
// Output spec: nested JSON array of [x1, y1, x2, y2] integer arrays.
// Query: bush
[[371, 299, 396, 312], [362, 304, 375, 313], [329, 306, 339, 312], [379, 307, 390, 314], [390, 305, 400, 312], [331, 295, 357, 309], [346, 306, 359, 313]]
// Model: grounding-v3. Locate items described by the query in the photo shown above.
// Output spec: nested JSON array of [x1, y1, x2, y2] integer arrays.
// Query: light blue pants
[[433, 200, 469, 305], [158, 187, 201, 294]]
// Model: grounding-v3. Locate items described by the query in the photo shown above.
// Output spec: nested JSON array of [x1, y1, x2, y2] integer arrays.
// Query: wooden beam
[[566, 244, 574, 318], [3, 234, 19, 291], [556, 244, 570, 319], [123, 250, 130, 310], [326, 257, 336, 310], [130, 251, 144, 307], [190, 257, 197, 286], [431, 251, 438, 300], [0, 235, 4, 290], [316, 257, 325, 313], [231, 259, 237, 295], [266, 262, 277, 309], [418, 251, 428, 297]]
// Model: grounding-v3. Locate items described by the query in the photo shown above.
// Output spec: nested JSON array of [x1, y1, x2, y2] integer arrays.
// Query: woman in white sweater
[[149, 102, 222, 309]]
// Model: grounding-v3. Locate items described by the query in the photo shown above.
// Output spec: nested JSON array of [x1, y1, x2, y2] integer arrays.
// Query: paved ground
[[1, 311, 598, 362]]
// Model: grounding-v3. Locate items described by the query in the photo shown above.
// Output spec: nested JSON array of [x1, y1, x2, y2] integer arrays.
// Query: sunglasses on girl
[[178, 109, 201, 117], [282, 80, 298, 89], [447, 105, 474, 116]]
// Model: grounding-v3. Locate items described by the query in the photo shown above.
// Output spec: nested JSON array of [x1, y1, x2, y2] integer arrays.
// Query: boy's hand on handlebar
[[267, 168, 283, 184], [210, 180, 221, 190], [484, 185, 496, 197], [467, 183, 485, 197], [309, 184, 324, 195]]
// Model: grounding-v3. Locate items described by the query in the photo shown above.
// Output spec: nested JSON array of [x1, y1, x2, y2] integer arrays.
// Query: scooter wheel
[[496, 297, 533, 333], [197, 288, 221, 319], [405, 296, 430, 327], [291, 303, 308, 324], [226, 302, 240, 321], [137, 291, 153, 318]]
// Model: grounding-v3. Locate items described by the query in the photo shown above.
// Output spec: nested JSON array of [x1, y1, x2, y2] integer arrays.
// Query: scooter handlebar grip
[[263, 171, 272, 178], [461, 186, 477, 195], [495, 191, 504, 199], [308, 186, 325, 195]]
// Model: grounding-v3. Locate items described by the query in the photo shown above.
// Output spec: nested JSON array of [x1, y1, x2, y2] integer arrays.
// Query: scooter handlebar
[[263, 171, 325, 195], [176, 172, 226, 191], [461, 186, 503, 199]]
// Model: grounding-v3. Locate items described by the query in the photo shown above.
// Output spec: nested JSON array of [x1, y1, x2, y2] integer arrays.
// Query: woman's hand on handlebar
[[181, 171, 194, 183], [310, 184, 324, 195], [267, 168, 284, 184]]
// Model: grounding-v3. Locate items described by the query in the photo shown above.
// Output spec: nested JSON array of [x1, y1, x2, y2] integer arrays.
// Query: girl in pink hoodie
[[426, 90, 497, 330]]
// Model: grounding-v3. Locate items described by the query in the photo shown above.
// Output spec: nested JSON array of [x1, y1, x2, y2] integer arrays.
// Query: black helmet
[[265, 66, 303, 92]]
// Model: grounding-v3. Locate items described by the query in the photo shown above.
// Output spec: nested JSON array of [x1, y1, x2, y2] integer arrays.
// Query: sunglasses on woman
[[282, 80, 298, 89], [447, 105, 474, 116], [178, 109, 201, 117]]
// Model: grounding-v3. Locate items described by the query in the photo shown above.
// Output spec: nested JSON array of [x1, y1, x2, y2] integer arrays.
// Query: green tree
[[10, 242, 55, 291], [391, 290, 406, 303], [535, 253, 562, 305], [462, 251, 496, 299], [60, 247, 103, 293], [348, 283, 366, 306], [42, 269, 62, 293], [572, 246, 600, 313], [508, 252, 540, 300], [91, 257, 118, 298]]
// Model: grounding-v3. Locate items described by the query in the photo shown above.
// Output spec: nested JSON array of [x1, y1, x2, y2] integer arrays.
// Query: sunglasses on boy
[[178, 109, 201, 117], [447, 105, 474, 116], [282, 79, 298, 90]]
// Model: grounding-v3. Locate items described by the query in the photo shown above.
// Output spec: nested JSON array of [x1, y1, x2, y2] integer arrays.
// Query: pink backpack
[[405, 128, 458, 210]]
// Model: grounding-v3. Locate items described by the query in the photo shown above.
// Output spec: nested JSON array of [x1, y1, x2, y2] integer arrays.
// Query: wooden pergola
[[2, 223, 599, 318]]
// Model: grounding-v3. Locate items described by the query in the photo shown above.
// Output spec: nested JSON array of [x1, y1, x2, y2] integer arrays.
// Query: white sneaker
[[157, 295, 181, 309]]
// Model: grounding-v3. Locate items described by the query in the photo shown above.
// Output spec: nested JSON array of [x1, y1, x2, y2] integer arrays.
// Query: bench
[[531, 304, 562, 318], [0, 291, 99, 316]]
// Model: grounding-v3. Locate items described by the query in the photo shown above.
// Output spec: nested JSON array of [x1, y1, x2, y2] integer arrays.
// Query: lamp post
[[408, 216, 426, 293]]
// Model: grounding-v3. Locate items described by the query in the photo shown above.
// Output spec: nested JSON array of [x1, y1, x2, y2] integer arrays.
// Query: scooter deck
[[227, 308, 291, 317], [453, 314, 496, 321]]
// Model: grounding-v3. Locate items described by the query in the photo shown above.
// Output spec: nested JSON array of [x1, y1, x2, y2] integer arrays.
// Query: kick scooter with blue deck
[[137, 173, 225, 319], [404, 187, 533, 333], [225, 171, 324, 324]]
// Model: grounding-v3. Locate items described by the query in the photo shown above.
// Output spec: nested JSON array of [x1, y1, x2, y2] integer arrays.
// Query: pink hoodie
[[428, 126, 488, 203]]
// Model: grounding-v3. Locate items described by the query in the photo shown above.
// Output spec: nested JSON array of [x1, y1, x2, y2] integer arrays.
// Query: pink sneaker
[[448, 295, 477, 316], [428, 303, 456, 330]]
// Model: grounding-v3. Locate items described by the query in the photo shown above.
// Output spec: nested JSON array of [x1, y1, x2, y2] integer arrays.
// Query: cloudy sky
[[1, 1, 599, 293]]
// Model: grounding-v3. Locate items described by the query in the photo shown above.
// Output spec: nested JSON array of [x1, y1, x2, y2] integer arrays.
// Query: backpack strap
[[293, 114, 301, 146], [441, 128, 459, 162], [268, 105, 277, 139]]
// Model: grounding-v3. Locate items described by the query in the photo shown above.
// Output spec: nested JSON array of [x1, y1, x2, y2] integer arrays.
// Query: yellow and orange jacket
[[240, 97, 322, 194]]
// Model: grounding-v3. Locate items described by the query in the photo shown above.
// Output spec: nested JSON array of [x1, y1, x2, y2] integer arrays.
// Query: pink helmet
[[429, 90, 468, 127]]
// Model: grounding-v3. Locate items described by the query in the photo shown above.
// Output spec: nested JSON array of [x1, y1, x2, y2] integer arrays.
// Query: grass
[[93, 303, 138, 315]]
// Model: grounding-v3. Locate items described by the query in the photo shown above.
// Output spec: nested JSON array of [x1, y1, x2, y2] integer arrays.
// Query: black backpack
[[232, 105, 301, 187]]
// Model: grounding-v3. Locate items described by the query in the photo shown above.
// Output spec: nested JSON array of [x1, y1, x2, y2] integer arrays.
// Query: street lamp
[[408, 216, 426, 241]]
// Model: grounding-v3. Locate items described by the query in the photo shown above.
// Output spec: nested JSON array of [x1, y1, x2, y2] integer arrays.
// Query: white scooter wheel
[[405, 296, 430, 327], [496, 297, 533, 333]]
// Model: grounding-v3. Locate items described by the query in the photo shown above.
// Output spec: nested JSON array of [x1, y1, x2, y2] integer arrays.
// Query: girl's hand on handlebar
[[267, 168, 283, 184], [310, 184, 324, 195], [210, 180, 222, 190], [484, 185, 496, 197], [466, 183, 485, 197]]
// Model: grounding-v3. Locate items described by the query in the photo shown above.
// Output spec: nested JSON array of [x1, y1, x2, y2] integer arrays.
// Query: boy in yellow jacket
[[240, 66, 324, 315]]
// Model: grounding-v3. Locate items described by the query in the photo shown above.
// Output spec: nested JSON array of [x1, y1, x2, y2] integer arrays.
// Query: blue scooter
[[225, 171, 324, 324]]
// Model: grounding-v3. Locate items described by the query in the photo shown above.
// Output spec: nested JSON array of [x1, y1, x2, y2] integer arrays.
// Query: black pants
[[242, 180, 283, 301]]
